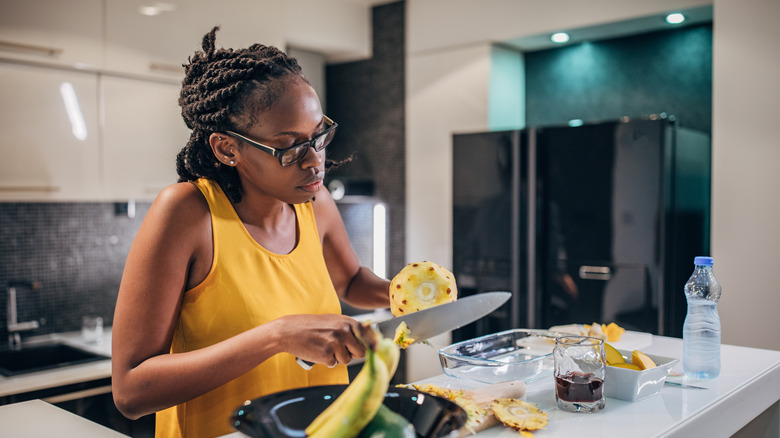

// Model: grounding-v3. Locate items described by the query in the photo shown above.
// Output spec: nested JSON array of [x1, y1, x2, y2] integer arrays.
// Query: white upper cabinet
[[0, 0, 104, 67], [101, 77, 190, 201], [0, 63, 101, 200], [103, 0, 287, 81], [103, 0, 190, 80], [0, 0, 369, 201]]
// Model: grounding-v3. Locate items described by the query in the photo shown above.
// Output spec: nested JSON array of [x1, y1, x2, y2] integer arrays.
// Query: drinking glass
[[554, 335, 607, 413], [82, 315, 104, 344]]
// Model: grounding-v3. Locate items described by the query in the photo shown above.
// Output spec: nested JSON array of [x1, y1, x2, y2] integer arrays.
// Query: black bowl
[[230, 384, 468, 438]]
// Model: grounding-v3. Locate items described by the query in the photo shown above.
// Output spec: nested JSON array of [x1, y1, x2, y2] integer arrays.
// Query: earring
[[229, 160, 235, 165], [218, 136, 223, 140]]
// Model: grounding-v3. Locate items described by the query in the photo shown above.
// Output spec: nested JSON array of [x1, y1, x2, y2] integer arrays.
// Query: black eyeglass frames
[[225, 116, 338, 166]]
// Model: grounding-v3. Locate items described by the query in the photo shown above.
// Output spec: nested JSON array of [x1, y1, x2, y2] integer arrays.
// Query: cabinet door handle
[[578, 265, 612, 280], [42, 385, 112, 404], [0, 185, 60, 192], [0, 40, 63, 57], [149, 62, 182, 74]]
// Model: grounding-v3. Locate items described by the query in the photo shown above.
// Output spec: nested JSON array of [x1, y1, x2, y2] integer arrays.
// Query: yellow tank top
[[155, 178, 347, 438]]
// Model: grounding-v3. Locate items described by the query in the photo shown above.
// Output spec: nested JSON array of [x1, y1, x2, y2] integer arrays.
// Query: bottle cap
[[694, 256, 714, 266]]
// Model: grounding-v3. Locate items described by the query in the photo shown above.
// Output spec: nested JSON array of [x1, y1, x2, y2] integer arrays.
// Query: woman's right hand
[[274, 314, 367, 367]]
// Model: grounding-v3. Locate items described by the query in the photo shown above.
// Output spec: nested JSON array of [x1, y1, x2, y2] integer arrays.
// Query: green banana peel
[[358, 404, 416, 438]]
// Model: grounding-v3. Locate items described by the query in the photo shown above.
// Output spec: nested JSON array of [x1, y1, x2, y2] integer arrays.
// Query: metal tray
[[438, 329, 556, 384]]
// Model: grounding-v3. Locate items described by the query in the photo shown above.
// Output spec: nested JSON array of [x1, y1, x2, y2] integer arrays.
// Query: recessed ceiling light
[[138, 6, 162, 16], [138, 3, 176, 16], [551, 32, 570, 44], [666, 13, 685, 24]]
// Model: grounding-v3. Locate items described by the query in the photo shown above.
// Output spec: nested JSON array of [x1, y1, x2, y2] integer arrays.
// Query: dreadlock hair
[[177, 26, 319, 203]]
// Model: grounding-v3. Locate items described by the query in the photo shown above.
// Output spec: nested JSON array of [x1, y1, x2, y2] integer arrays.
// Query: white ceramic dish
[[604, 349, 678, 401]]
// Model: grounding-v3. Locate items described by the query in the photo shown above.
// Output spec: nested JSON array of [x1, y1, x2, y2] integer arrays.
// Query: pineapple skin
[[389, 261, 457, 317]]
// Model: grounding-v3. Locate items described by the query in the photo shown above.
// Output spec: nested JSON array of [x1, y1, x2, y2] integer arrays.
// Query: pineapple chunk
[[603, 322, 626, 342], [389, 261, 457, 317], [491, 398, 548, 437], [393, 321, 416, 348]]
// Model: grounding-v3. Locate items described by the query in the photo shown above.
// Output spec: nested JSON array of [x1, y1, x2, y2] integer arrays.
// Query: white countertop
[[0, 399, 127, 437], [4, 330, 778, 438], [0, 330, 112, 398], [218, 334, 780, 438], [417, 335, 780, 437]]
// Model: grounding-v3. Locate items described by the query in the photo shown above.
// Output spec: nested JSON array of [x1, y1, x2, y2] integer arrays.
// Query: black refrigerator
[[452, 117, 710, 341]]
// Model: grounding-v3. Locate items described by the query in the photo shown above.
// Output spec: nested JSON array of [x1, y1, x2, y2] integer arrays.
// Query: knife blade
[[374, 291, 511, 340], [297, 291, 511, 369]]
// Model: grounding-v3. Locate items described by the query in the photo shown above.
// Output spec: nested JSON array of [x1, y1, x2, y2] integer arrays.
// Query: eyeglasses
[[226, 116, 338, 167]]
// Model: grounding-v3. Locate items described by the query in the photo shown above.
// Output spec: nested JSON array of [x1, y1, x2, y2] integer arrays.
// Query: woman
[[111, 27, 391, 437]]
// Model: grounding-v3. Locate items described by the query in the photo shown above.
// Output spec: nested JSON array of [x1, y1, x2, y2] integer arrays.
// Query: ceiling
[[504, 4, 713, 52]]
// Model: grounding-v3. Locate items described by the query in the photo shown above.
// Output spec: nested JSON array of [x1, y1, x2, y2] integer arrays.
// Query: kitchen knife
[[297, 291, 512, 369], [373, 291, 511, 340]]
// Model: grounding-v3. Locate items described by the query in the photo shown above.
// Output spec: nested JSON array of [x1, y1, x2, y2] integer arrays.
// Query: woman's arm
[[111, 183, 365, 419], [313, 190, 391, 309]]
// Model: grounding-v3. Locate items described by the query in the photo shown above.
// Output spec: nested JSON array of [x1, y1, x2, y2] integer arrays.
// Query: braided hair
[[177, 26, 311, 203]]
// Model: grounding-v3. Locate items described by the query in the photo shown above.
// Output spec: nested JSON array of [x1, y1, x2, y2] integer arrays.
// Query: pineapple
[[393, 321, 416, 348], [491, 399, 548, 437], [389, 261, 457, 317], [405, 382, 529, 436]]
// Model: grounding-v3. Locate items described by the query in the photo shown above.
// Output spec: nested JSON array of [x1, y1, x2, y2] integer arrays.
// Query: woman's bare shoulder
[[310, 189, 340, 234], [156, 181, 207, 208], [143, 182, 211, 241]]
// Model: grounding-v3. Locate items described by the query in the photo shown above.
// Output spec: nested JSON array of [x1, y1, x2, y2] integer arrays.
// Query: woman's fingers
[[279, 314, 370, 366]]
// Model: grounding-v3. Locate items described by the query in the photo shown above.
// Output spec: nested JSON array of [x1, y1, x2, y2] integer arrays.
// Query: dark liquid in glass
[[555, 371, 604, 402]]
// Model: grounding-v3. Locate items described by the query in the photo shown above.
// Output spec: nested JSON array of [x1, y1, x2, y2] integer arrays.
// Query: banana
[[306, 325, 401, 438], [376, 337, 401, 377]]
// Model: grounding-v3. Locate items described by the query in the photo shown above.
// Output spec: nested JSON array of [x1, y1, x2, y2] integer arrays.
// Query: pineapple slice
[[491, 398, 548, 438], [389, 261, 457, 317]]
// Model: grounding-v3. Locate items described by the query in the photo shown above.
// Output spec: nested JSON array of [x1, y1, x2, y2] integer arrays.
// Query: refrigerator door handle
[[578, 265, 612, 281]]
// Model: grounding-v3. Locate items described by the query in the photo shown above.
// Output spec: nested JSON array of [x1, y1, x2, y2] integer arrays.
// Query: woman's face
[[234, 77, 328, 205]]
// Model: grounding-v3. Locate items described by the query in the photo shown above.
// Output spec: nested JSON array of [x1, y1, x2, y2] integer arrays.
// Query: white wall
[[711, 0, 780, 350], [405, 0, 780, 374], [287, 48, 327, 109], [284, 0, 372, 63], [404, 43, 493, 381]]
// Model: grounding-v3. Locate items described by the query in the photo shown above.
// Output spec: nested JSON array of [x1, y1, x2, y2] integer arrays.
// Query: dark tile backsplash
[[0, 202, 150, 349], [0, 200, 381, 348], [326, 1, 406, 277]]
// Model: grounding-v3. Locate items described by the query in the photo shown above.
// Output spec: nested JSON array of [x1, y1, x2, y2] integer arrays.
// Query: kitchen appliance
[[330, 180, 389, 305], [452, 117, 710, 339]]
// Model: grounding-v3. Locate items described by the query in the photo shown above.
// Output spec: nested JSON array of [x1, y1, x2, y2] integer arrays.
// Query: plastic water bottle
[[682, 256, 722, 379]]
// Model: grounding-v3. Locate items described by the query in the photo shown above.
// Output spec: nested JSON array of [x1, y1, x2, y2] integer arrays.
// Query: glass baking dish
[[438, 329, 556, 384]]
